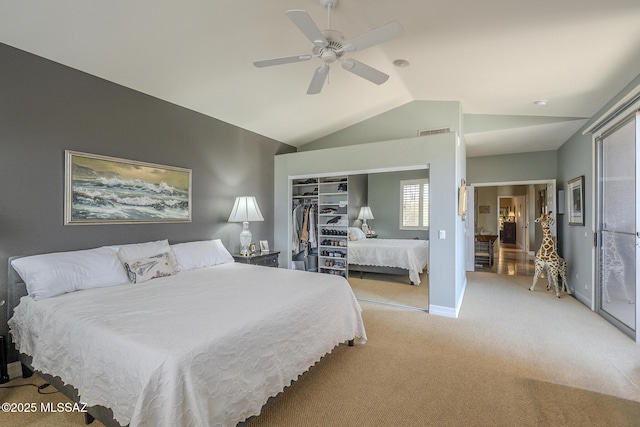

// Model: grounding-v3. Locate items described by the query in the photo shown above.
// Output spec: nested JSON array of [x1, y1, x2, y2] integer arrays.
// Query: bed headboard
[[7, 256, 27, 322]]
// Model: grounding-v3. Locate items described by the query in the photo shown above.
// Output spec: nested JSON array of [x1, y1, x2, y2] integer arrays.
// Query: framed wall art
[[567, 175, 584, 226], [65, 150, 192, 225]]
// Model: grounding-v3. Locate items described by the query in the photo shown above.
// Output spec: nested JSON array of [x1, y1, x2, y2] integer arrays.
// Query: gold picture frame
[[65, 150, 192, 225]]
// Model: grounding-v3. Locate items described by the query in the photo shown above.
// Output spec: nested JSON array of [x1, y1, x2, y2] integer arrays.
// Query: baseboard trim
[[428, 304, 458, 318], [357, 298, 428, 312], [429, 276, 467, 319], [572, 290, 593, 310]]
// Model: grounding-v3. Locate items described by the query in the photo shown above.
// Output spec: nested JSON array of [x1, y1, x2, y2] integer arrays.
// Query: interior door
[[596, 113, 638, 338]]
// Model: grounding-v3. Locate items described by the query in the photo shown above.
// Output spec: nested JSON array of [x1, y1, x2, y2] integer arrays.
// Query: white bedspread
[[348, 238, 429, 285], [9, 263, 366, 427]]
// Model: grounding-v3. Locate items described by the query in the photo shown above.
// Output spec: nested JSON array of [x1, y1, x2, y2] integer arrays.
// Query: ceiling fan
[[253, 0, 404, 94]]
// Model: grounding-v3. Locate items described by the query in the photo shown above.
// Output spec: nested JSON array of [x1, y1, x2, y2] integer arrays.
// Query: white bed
[[8, 242, 366, 427], [348, 236, 429, 285]]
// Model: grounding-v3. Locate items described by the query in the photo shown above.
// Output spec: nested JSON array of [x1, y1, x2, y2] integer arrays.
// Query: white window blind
[[400, 179, 429, 230]]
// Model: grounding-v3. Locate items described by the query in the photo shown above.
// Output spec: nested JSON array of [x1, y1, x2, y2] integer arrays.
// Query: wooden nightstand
[[232, 251, 280, 268]]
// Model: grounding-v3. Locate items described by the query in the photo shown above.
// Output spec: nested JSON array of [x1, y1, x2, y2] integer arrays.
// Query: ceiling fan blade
[[253, 55, 312, 68], [342, 59, 389, 85], [285, 9, 328, 47], [307, 65, 329, 95], [341, 21, 404, 53]]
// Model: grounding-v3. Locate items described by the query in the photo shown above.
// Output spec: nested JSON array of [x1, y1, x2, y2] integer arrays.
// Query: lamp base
[[239, 221, 252, 256], [362, 222, 370, 235]]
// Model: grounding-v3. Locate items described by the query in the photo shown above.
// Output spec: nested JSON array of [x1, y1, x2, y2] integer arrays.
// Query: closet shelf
[[319, 192, 348, 196], [320, 266, 347, 272]]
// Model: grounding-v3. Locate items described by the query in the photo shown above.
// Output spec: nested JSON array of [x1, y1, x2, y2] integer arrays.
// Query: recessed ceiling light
[[534, 100, 548, 106], [393, 59, 410, 68]]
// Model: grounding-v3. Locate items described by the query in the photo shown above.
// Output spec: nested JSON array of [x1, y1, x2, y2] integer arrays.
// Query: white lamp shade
[[357, 206, 374, 221], [228, 196, 264, 222]]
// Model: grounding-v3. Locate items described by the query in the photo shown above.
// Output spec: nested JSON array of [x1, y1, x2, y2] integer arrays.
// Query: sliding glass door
[[596, 112, 638, 338]]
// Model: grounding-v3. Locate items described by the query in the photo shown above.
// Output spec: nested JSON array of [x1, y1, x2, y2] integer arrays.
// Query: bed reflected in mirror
[[346, 169, 429, 311]]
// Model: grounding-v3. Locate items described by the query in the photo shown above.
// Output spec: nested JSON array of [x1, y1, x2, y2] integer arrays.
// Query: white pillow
[[348, 227, 367, 240], [171, 239, 234, 271], [117, 239, 177, 269], [124, 252, 176, 283], [11, 247, 130, 300]]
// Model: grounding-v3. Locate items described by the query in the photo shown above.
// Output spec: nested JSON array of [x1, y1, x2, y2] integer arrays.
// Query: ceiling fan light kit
[[254, 0, 404, 94]]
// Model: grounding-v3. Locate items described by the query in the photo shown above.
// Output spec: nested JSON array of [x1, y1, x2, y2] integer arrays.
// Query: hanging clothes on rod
[[291, 201, 317, 256]]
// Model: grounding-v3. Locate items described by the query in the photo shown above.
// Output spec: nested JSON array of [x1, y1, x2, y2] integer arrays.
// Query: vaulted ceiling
[[2, 0, 639, 156]]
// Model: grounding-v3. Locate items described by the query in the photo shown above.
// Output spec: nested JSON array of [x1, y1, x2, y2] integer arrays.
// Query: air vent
[[418, 127, 451, 136]]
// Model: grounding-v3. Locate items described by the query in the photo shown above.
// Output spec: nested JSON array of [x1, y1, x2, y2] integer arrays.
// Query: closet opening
[[289, 166, 430, 311]]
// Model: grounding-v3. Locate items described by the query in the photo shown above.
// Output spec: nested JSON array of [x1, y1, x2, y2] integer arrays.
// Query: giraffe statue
[[529, 212, 570, 298]]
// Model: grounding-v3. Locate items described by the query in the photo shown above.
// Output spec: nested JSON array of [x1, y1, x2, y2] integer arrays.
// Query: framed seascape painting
[[65, 150, 192, 225], [567, 175, 584, 226]]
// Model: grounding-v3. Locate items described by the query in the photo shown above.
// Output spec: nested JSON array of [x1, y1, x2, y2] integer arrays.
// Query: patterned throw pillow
[[124, 252, 176, 284]]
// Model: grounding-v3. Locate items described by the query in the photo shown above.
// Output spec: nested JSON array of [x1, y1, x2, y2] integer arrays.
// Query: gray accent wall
[[0, 44, 294, 343], [347, 174, 368, 225], [556, 130, 593, 307], [368, 169, 429, 240]]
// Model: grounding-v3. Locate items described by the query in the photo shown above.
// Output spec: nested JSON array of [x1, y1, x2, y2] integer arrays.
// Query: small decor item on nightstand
[[259, 240, 270, 253], [249, 243, 257, 254]]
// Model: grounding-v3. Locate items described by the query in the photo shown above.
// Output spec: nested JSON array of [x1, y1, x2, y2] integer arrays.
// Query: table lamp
[[358, 206, 374, 235], [228, 196, 264, 256]]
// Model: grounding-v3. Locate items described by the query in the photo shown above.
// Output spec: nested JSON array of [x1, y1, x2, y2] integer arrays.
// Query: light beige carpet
[[3, 273, 640, 427], [249, 273, 640, 426]]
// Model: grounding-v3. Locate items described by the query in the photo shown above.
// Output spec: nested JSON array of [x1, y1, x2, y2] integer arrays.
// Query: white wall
[[274, 134, 467, 317]]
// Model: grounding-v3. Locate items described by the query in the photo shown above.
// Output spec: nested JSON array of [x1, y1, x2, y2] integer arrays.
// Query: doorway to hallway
[[471, 179, 557, 278], [475, 242, 535, 276]]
